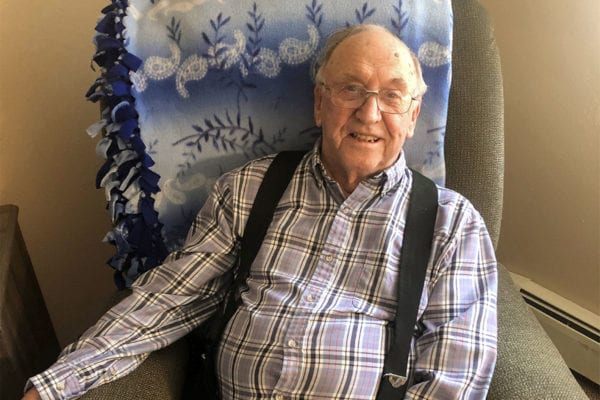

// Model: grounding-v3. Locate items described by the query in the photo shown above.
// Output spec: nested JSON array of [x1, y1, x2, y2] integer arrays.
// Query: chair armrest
[[79, 339, 189, 400], [488, 263, 588, 399]]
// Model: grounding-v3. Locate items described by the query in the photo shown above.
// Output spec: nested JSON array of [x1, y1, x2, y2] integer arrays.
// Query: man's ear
[[314, 85, 323, 127], [406, 100, 422, 139]]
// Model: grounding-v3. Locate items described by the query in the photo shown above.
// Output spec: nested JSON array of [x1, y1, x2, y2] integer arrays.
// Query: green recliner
[[81, 1, 588, 399]]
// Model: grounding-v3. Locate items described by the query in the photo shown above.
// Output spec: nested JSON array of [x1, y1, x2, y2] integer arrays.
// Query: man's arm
[[24, 177, 239, 400], [406, 204, 498, 400]]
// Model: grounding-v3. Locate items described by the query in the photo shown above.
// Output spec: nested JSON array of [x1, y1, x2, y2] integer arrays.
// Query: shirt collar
[[309, 138, 409, 196]]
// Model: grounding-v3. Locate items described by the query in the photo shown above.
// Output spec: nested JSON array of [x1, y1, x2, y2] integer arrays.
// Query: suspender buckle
[[383, 373, 408, 388]]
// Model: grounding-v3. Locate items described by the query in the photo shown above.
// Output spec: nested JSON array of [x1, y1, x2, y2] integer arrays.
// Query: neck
[[340, 186, 353, 198], [321, 161, 365, 196]]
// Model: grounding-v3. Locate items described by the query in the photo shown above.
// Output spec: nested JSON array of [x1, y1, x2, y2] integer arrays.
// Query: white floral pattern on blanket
[[90, 0, 452, 286]]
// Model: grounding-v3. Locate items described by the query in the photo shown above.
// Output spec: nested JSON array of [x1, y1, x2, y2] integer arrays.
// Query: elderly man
[[24, 24, 497, 400]]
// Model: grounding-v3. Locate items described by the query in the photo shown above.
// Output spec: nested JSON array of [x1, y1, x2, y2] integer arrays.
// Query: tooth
[[351, 133, 378, 142]]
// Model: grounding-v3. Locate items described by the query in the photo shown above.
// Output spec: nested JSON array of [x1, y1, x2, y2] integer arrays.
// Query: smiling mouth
[[350, 133, 380, 143]]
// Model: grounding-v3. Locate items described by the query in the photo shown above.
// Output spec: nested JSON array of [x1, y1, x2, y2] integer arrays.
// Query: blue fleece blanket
[[88, 0, 452, 287]]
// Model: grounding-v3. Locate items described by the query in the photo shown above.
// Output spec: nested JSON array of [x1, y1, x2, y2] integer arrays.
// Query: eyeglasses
[[319, 82, 417, 114]]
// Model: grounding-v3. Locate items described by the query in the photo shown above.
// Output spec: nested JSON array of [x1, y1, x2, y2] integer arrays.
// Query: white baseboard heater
[[510, 272, 600, 384]]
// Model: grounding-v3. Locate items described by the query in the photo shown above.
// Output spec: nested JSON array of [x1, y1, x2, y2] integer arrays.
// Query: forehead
[[323, 29, 415, 85]]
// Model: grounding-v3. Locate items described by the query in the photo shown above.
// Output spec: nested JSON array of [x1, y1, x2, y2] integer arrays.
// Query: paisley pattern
[[88, 0, 453, 287]]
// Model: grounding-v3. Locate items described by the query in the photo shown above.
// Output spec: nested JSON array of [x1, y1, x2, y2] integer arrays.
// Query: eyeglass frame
[[318, 82, 419, 115]]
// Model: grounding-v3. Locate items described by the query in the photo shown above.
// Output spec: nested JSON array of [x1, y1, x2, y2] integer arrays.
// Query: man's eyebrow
[[388, 77, 409, 90], [335, 72, 365, 83], [333, 74, 409, 86], [330, 73, 411, 91]]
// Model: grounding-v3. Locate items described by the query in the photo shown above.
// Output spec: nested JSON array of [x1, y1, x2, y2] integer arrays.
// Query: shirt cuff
[[26, 369, 83, 400]]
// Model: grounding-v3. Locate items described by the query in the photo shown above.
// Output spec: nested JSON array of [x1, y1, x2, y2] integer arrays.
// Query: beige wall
[[0, 1, 115, 346], [479, 0, 600, 314], [1, 0, 598, 349]]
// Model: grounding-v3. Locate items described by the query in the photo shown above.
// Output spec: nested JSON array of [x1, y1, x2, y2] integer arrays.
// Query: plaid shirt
[[28, 146, 497, 399]]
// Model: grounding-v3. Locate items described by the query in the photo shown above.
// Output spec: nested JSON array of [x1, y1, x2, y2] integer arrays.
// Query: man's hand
[[22, 388, 42, 400]]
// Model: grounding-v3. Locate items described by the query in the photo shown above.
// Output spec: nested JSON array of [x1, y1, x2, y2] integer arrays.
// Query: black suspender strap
[[376, 170, 439, 399], [238, 150, 307, 285], [186, 151, 306, 400], [221, 150, 307, 322]]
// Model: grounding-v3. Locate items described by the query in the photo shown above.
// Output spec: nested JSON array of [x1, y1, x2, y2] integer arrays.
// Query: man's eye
[[383, 90, 403, 100], [341, 85, 363, 93]]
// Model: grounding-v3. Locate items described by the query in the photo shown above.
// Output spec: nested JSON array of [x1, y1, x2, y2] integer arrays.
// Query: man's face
[[314, 29, 421, 183]]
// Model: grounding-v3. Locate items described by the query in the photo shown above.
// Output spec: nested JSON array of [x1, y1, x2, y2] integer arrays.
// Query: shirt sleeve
[[26, 177, 240, 400], [405, 202, 498, 400]]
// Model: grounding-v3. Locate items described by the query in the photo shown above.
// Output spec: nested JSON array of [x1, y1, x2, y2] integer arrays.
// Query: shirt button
[[288, 339, 298, 348], [275, 394, 285, 400], [306, 294, 315, 302], [325, 255, 334, 263]]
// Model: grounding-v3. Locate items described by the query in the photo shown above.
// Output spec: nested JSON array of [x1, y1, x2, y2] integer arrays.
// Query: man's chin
[[340, 156, 386, 177]]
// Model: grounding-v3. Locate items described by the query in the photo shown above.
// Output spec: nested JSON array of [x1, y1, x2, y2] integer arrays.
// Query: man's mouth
[[350, 133, 380, 143]]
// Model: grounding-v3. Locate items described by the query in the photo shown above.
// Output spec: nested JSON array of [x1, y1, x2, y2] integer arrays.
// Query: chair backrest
[[445, 0, 504, 248], [89, 0, 456, 286]]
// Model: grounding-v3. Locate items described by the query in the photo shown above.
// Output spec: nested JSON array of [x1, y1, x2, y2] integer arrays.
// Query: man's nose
[[355, 93, 382, 123]]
